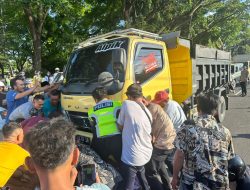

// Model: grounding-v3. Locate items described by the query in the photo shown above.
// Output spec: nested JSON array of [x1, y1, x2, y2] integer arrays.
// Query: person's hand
[[33, 81, 40, 89], [95, 172, 101, 183], [50, 83, 60, 89], [171, 176, 180, 190], [70, 166, 78, 186]]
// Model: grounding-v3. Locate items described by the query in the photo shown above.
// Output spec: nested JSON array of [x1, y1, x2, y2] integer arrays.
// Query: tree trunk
[[23, 5, 48, 72], [32, 33, 42, 71], [0, 63, 4, 78], [123, 0, 133, 27]]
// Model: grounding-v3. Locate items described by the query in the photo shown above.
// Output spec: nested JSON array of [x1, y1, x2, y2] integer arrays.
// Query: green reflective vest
[[88, 100, 121, 138]]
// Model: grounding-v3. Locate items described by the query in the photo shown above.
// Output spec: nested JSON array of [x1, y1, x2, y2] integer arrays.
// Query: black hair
[[126, 83, 143, 99], [41, 81, 50, 87], [92, 86, 108, 101], [24, 117, 76, 169], [10, 76, 24, 89], [196, 93, 219, 115], [50, 89, 61, 97], [33, 94, 45, 101], [2, 122, 22, 138], [48, 111, 63, 119]]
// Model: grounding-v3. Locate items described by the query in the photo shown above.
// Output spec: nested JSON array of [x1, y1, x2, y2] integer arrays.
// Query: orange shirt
[[0, 142, 30, 187]]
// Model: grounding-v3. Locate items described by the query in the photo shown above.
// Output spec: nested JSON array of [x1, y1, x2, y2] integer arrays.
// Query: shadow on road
[[233, 134, 250, 139], [230, 107, 250, 109]]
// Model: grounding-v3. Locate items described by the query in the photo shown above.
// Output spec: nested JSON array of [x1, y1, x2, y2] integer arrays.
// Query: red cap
[[152, 91, 169, 104]]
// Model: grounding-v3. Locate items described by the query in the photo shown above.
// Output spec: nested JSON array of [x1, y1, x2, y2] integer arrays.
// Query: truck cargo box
[[163, 33, 231, 103]]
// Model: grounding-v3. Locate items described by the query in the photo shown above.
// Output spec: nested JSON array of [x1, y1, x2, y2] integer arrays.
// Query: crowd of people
[[0, 68, 250, 190]]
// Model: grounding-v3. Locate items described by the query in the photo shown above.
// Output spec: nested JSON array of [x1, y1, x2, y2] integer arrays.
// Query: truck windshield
[[65, 38, 128, 93]]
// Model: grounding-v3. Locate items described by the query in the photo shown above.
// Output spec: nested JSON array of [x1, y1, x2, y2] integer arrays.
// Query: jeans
[[165, 148, 175, 175], [120, 162, 151, 190], [145, 148, 172, 190]]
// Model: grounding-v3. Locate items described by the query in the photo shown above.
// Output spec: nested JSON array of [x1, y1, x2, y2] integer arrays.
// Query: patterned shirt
[[175, 115, 234, 190]]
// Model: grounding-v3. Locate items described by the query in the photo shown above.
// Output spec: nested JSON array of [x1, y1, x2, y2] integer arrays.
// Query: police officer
[[88, 86, 122, 164]]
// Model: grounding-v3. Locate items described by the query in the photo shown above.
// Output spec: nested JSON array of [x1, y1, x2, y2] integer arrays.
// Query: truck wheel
[[217, 96, 226, 123]]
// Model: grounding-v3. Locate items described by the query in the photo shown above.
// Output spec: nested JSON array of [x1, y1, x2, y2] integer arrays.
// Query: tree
[[121, 0, 250, 51], [2, 0, 92, 72], [0, 0, 33, 75], [22, 0, 50, 71], [1, 0, 249, 75]]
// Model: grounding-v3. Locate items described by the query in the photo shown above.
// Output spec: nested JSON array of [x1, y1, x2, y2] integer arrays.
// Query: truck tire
[[217, 96, 226, 123]]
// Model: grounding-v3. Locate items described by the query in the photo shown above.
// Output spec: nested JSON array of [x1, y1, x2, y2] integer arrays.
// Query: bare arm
[[171, 149, 184, 190], [33, 83, 59, 93], [15, 86, 37, 100], [117, 123, 123, 131]]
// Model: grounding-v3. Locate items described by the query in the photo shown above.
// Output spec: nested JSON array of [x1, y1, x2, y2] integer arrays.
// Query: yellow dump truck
[[61, 28, 231, 143]]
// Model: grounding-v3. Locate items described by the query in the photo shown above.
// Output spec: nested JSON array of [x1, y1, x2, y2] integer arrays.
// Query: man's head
[[125, 83, 143, 100], [196, 93, 219, 115], [152, 90, 169, 108], [49, 89, 61, 106], [33, 95, 45, 110], [92, 86, 108, 103], [24, 118, 78, 171], [2, 122, 24, 144], [11, 77, 25, 92]]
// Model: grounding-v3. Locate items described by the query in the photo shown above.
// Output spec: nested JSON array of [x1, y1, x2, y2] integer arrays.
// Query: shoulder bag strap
[[136, 101, 152, 125]]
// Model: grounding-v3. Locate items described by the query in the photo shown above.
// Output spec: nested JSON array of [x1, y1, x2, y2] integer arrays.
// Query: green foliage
[[1, 0, 249, 74], [120, 0, 250, 51]]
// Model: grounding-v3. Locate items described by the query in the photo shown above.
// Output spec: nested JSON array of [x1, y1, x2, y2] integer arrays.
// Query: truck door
[[132, 42, 172, 99]]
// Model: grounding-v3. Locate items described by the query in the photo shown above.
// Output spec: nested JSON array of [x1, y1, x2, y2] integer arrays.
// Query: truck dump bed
[[165, 35, 231, 103], [192, 45, 231, 95]]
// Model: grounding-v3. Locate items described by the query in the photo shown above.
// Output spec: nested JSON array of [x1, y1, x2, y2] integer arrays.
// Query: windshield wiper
[[84, 78, 98, 86], [65, 78, 89, 85]]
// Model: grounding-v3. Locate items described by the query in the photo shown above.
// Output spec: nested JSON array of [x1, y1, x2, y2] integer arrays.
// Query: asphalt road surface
[[223, 84, 250, 165]]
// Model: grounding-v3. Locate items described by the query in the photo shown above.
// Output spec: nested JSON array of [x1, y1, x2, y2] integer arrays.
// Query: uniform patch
[[94, 102, 113, 111]]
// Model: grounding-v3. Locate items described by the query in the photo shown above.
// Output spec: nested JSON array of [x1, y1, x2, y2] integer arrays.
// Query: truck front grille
[[65, 111, 91, 131]]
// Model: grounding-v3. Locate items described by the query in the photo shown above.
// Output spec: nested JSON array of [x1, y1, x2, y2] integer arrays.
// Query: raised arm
[[15, 86, 37, 100]]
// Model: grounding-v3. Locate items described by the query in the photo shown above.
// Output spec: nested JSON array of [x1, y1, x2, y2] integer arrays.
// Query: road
[[223, 84, 250, 165]]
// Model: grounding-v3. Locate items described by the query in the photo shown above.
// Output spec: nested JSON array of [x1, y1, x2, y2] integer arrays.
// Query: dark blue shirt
[[6, 90, 29, 123]]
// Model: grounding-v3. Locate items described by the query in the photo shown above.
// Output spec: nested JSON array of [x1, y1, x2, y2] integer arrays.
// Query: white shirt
[[117, 100, 153, 166], [164, 99, 186, 130]]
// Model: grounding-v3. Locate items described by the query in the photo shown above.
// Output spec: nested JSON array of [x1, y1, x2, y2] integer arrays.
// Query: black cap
[[126, 83, 143, 97]]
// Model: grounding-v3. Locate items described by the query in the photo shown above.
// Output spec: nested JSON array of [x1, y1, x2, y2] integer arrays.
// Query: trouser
[[165, 148, 175, 175], [91, 134, 122, 163], [145, 148, 173, 190], [240, 81, 247, 95], [120, 162, 151, 190]]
